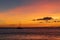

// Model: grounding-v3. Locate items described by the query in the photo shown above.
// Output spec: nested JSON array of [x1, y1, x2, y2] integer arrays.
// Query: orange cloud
[[0, 1, 60, 27]]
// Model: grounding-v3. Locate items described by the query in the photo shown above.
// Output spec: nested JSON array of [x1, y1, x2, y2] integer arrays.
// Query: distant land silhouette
[[0, 26, 60, 29], [0, 27, 23, 29]]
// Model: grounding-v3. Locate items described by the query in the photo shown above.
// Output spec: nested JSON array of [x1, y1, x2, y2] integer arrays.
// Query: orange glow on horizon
[[0, 1, 60, 27]]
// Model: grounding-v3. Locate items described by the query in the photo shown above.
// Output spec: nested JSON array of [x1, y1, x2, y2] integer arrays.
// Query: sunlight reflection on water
[[0, 28, 60, 40], [0, 34, 60, 40]]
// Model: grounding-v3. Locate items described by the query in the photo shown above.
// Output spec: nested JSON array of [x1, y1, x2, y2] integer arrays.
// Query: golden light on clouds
[[0, 0, 60, 27]]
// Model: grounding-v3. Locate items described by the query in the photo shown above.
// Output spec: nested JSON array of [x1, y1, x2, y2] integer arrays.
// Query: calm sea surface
[[0, 28, 60, 40]]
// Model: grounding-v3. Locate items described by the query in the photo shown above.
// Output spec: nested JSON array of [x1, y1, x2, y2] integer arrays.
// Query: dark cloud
[[32, 17, 54, 23], [0, 0, 22, 11], [0, 0, 60, 11], [0, 0, 42, 11], [32, 17, 60, 23], [36, 17, 53, 21]]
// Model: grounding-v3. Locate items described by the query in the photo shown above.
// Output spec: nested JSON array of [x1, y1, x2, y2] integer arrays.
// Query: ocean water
[[0, 28, 60, 40]]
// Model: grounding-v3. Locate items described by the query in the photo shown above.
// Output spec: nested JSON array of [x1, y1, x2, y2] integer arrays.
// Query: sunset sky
[[0, 0, 60, 27]]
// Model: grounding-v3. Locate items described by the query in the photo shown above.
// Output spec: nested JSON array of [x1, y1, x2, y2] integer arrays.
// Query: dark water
[[0, 28, 60, 40]]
